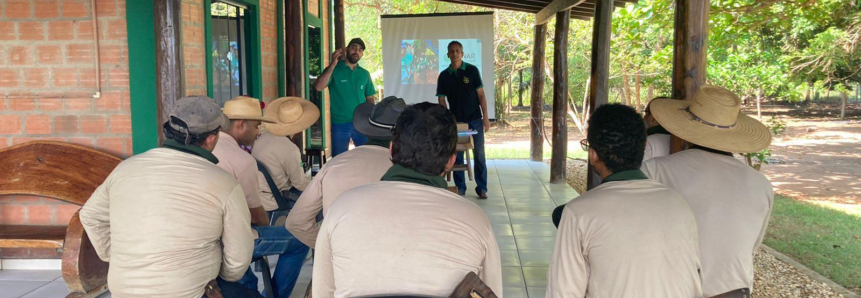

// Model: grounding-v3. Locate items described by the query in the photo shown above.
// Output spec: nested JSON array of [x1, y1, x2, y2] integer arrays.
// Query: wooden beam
[[537, 0, 585, 24], [530, 23, 547, 162], [334, 0, 345, 49], [439, 0, 542, 12], [586, 0, 613, 190], [550, 10, 570, 184], [286, 0, 304, 97], [153, 0, 183, 145], [670, 0, 710, 153]]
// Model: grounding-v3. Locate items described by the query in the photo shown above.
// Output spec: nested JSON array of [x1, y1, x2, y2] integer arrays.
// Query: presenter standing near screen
[[437, 40, 490, 199], [315, 38, 377, 157]]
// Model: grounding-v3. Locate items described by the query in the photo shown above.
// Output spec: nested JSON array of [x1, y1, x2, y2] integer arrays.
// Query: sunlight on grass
[[764, 195, 861, 291], [484, 143, 588, 160]]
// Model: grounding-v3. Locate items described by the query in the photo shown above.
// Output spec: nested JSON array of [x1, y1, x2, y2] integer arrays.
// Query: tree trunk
[[756, 89, 762, 120], [621, 70, 631, 106], [805, 81, 812, 102], [518, 69, 524, 107], [635, 72, 642, 112], [841, 92, 847, 120], [647, 85, 654, 101], [826, 89, 832, 102]]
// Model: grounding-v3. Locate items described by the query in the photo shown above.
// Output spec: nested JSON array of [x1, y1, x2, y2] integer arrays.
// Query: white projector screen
[[381, 12, 496, 119]]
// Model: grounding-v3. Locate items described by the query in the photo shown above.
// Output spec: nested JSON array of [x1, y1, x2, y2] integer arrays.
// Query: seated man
[[547, 104, 702, 298], [286, 96, 405, 248], [252, 97, 319, 215], [643, 97, 672, 161], [642, 86, 774, 297], [313, 103, 502, 297], [213, 96, 310, 297], [79, 96, 259, 298]]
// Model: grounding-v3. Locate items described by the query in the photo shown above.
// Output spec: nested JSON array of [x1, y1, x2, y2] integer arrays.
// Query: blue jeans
[[331, 122, 368, 157], [238, 226, 310, 298], [454, 118, 488, 194]]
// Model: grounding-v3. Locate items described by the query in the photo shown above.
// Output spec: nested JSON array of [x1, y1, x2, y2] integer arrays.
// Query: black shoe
[[477, 191, 488, 199]]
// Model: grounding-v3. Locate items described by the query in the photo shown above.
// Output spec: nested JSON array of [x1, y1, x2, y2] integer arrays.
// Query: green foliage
[[743, 117, 786, 169]]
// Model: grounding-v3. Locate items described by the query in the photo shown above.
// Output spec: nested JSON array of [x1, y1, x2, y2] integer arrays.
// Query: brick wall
[[0, 0, 130, 259], [181, 0, 206, 96], [260, 0, 277, 101]]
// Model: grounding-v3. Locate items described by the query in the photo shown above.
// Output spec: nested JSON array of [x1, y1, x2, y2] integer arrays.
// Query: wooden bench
[[0, 141, 121, 298]]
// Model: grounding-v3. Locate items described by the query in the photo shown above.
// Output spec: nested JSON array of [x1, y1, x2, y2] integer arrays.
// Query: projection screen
[[381, 12, 496, 119]]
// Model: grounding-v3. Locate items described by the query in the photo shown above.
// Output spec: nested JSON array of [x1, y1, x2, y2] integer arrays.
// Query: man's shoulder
[[464, 62, 480, 71]]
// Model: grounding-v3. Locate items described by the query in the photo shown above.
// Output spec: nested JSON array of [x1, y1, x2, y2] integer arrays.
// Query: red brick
[[81, 115, 107, 134], [98, 44, 127, 64], [75, 20, 93, 40], [24, 115, 52, 135], [97, 137, 124, 157], [62, 0, 89, 18], [48, 21, 75, 40], [23, 68, 49, 88], [0, 205, 26, 225], [12, 195, 43, 203], [65, 97, 92, 110], [68, 137, 93, 147], [0, 195, 11, 202], [0, 22, 16, 40], [79, 67, 96, 87], [38, 98, 64, 111], [12, 137, 38, 145], [105, 19, 126, 40], [107, 67, 128, 87], [18, 22, 45, 41], [37, 45, 63, 64], [96, 91, 121, 110], [0, 69, 19, 87], [96, 0, 116, 16], [109, 114, 131, 133], [0, 115, 22, 134], [35, 0, 61, 18], [5, 0, 32, 19], [124, 137, 132, 155], [67, 44, 93, 64], [0, 138, 7, 149], [27, 205, 55, 225], [56, 204, 80, 223], [0, 248, 31, 258], [53, 115, 79, 134], [10, 98, 36, 111], [9, 46, 33, 66], [52, 68, 78, 87], [40, 137, 65, 142]]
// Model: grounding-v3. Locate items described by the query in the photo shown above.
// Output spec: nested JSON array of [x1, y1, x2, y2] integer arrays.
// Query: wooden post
[[586, 0, 613, 190], [334, 0, 345, 49], [154, 0, 184, 145], [670, 0, 710, 153], [530, 24, 547, 162], [518, 69, 524, 107], [550, 10, 570, 184], [286, 0, 304, 97]]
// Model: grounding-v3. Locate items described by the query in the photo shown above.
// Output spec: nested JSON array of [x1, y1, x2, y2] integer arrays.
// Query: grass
[[764, 195, 861, 292], [484, 143, 588, 160]]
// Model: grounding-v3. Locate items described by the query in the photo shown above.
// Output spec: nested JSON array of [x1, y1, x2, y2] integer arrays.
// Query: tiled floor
[[0, 160, 577, 298]]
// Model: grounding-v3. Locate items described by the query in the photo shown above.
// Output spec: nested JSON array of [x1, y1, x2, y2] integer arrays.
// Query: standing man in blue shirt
[[315, 38, 376, 157], [437, 40, 490, 199]]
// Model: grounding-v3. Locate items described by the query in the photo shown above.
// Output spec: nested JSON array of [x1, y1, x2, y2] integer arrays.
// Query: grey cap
[[168, 96, 227, 135]]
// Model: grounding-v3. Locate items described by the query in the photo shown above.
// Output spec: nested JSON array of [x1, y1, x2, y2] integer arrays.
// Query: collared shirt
[[252, 133, 311, 211], [79, 147, 254, 298], [548, 170, 702, 298], [312, 165, 502, 298], [642, 149, 774, 297], [212, 132, 262, 209], [328, 60, 376, 124], [285, 143, 392, 247], [644, 125, 671, 161], [436, 62, 484, 122]]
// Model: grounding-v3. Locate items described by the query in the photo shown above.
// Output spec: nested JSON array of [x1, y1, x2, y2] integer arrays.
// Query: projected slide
[[400, 39, 440, 85], [439, 39, 482, 75]]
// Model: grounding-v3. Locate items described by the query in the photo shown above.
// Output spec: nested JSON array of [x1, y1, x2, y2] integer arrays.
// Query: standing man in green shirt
[[315, 38, 377, 157]]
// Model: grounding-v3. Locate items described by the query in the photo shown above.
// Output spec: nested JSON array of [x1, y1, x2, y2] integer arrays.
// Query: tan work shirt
[[213, 132, 262, 209], [285, 144, 392, 247], [547, 174, 702, 298], [313, 181, 503, 298], [79, 147, 254, 298], [642, 149, 774, 297], [252, 132, 311, 211], [643, 133, 671, 161]]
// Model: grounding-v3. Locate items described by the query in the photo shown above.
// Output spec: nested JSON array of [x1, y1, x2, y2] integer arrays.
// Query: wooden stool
[[446, 123, 474, 182]]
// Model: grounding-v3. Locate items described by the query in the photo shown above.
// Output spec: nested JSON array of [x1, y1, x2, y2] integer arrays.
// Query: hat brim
[[650, 98, 772, 153], [224, 114, 277, 124], [262, 97, 320, 137], [353, 102, 394, 140]]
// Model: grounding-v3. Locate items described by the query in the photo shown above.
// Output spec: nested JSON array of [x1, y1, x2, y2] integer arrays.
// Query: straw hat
[[262, 97, 320, 137], [650, 85, 772, 153], [223, 96, 276, 123]]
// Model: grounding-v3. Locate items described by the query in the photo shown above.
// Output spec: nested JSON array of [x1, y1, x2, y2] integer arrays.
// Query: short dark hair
[[391, 102, 457, 176], [587, 104, 647, 173], [163, 119, 219, 146], [447, 41, 463, 51]]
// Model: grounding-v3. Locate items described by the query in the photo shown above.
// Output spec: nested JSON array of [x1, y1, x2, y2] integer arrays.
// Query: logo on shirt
[[340, 80, 348, 83], [360, 85, 364, 90], [463, 77, 470, 84]]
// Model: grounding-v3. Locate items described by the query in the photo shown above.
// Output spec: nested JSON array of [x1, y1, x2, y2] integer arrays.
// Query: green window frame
[[205, 0, 264, 102]]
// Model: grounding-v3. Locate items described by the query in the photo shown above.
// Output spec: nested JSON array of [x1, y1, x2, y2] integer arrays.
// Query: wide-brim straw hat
[[262, 97, 320, 137], [223, 96, 276, 123], [353, 96, 407, 139], [650, 85, 772, 153]]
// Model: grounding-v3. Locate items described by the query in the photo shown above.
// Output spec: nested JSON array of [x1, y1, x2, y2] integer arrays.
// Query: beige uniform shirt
[[547, 177, 702, 298], [313, 181, 503, 298], [642, 149, 774, 297], [285, 144, 392, 247], [213, 132, 262, 209], [252, 132, 311, 211], [643, 133, 671, 161], [79, 148, 254, 298]]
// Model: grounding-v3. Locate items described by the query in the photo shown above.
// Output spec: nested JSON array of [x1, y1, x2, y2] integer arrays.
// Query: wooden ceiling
[[434, 0, 640, 21]]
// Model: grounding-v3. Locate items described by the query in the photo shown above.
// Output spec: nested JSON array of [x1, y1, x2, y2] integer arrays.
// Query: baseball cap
[[348, 38, 366, 50], [168, 95, 227, 135]]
